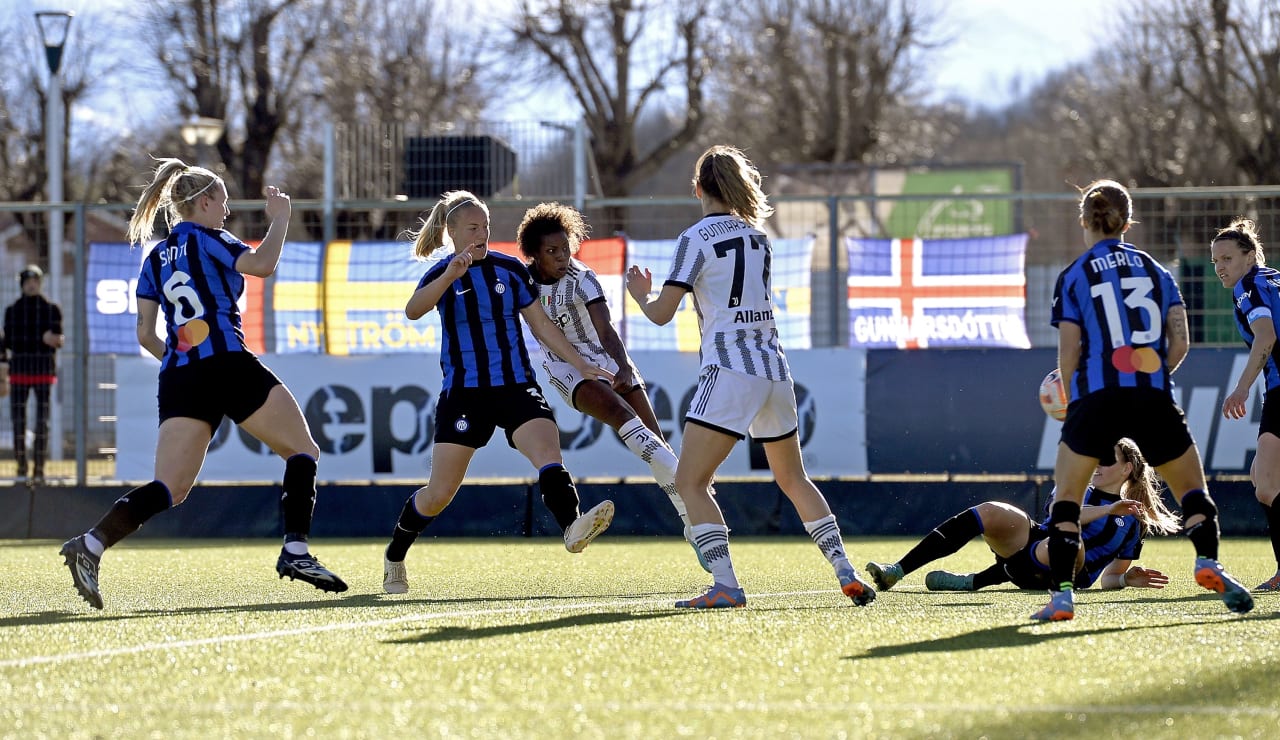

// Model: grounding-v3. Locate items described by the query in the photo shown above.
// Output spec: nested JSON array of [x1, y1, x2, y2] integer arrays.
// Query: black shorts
[[434, 382, 556, 449], [996, 526, 1054, 590], [157, 352, 282, 430], [1260, 387, 1280, 439], [1059, 386, 1194, 466]]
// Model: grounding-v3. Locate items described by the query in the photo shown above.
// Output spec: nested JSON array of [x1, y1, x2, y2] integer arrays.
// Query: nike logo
[[456, 287, 472, 295]]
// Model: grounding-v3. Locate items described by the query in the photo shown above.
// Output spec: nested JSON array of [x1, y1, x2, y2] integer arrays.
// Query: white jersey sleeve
[[665, 214, 790, 380], [535, 257, 612, 367]]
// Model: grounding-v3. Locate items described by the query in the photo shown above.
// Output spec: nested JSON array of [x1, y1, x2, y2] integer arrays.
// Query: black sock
[[386, 494, 434, 562], [1046, 500, 1082, 591], [538, 463, 580, 532], [899, 508, 982, 575], [281, 454, 318, 542], [89, 480, 172, 549], [1181, 489, 1220, 561], [1264, 500, 1280, 568], [972, 562, 1010, 590]]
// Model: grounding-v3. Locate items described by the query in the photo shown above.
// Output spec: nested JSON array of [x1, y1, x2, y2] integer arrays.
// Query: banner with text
[[846, 234, 1029, 349], [114, 348, 866, 481]]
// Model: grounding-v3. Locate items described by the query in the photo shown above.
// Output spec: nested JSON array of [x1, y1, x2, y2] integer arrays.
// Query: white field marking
[[9, 700, 1280, 718], [0, 589, 832, 669]]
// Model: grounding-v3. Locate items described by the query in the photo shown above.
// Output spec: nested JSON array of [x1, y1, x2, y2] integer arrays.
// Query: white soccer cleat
[[564, 500, 614, 553], [383, 556, 409, 594]]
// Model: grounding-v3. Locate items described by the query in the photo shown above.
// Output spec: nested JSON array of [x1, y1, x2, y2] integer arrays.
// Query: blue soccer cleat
[[1030, 589, 1074, 621], [676, 583, 746, 609], [865, 561, 903, 591], [838, 566, 877, 606], [1194, 557, 1254, 614]]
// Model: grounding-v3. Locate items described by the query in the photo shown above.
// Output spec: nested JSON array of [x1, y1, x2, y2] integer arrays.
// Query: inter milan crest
[[495, 283, 506, 295], [455, 417, 470, 432]]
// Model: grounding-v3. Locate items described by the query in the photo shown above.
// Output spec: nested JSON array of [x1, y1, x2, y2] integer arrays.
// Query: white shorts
[[542, 356, 633, 409], [686, 365, 798, 441]]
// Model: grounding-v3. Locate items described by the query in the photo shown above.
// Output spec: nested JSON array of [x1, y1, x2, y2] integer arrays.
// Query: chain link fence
[[3, 185, 1279, 484]]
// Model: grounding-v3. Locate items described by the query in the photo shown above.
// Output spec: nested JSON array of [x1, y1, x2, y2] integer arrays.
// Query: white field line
[[7, 699, 1279, 718], [0, 589, 829, 669]]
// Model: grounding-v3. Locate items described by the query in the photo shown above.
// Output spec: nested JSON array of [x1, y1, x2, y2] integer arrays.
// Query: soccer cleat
[[1255, 571, 1280, 593], [684, 524, 712, 573], [383, 556, 409, 594], [1030, 589, 1075, 621], [865, 561, 904, 591], [564, 500, 614, 553], [837, 566, 877, 606], [1194, 557, 1254, 614], [60, 536, 104, 610], [675, 583, 746, 609], [925, 570, 977, 592], [276, 550, 349, 593]]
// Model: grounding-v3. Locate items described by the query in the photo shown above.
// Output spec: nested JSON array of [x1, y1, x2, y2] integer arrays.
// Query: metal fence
[[3, 186, 1280, 484]]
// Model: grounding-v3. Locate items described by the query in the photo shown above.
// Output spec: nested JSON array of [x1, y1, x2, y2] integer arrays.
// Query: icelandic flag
[[847, 234, 1030, 349]]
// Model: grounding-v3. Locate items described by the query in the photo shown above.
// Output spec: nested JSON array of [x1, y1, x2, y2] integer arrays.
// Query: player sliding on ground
[[60, 159, 348, 609], [867, 438, 1177, 593], [1036, 179, 1252, 620], [627, 145, 875, 609], [382, 191, 616, 595], [516, 201, 706, 569]]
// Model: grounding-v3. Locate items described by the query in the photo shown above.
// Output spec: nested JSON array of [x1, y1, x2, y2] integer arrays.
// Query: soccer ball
[[1038, 369, 1068, 421]]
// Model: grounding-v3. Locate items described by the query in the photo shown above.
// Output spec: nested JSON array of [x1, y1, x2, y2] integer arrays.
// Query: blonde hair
[[1078, 179, 1134, 237], [407, 190, 490, 260], [126, 158, 223, 245], [693, 145, 774, 229], [516, 202, 589, 259], [1212, 217, 1265, 268], [1114, 437, 1180, 535]]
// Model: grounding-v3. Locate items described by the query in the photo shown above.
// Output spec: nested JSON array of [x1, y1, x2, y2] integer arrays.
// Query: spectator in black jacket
[[2, 265, 64, 485]]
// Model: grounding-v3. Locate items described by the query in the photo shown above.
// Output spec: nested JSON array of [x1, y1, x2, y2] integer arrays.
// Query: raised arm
[[625, 266, 686, 326], [234, 186, 292, 278]]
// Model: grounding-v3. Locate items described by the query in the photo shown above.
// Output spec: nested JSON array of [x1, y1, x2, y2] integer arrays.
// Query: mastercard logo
[[1111, 345, 1162, 373], [176, 319, 210, 352]]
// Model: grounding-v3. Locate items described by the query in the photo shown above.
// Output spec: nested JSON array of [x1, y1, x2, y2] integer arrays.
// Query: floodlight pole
[[36, 10, 74, 306]]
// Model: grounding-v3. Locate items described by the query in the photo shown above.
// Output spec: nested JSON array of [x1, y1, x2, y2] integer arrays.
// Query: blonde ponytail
[[407, 190, 487, 260], [126, 158, 222, 245]]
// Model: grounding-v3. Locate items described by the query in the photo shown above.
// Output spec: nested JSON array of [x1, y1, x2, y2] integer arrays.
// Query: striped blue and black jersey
[[1041, 486, 1144, 588], [135, 221, 252, 371], [1231, 264, 1280, 392], [418, 251, 540, 390], [1051, 239, 1183, 400]]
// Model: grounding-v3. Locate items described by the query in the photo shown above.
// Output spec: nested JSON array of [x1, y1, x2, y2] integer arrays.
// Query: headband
[[446, 199, 477, 220]]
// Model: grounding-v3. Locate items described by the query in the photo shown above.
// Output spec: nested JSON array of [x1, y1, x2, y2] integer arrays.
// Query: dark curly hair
[[516, 202, 589, 259]]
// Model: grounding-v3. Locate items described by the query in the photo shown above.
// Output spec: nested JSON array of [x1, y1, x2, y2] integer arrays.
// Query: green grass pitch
[[2, 536, 1279, 738]]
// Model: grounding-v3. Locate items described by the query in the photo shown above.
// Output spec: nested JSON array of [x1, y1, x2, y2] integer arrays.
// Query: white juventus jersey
[[666, 213, 790, 381], [534, 257, 612, 367]]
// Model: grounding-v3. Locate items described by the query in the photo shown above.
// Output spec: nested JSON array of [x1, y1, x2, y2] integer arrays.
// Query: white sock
[[618, 417, 690, 528], [689, 522, 739, 588], [803, 514, 852, 573], [283, 540, 309, 556], [83, 532, 105, 557]]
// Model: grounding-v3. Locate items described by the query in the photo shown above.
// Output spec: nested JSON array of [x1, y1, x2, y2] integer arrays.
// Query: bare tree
[[509, 0, 714, 202], [707, 0, 941, 170], [1171, 0, 1280, 185], [140, 0, 337, 200]]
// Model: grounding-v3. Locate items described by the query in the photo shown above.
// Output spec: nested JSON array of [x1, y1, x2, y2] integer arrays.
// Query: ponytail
[[407, 190, 488, 260], [1078, 179, 1133, 237], [1115, 438, 1180, 535], [693, 145, 774, 229], [126, 158, 222, 245]]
